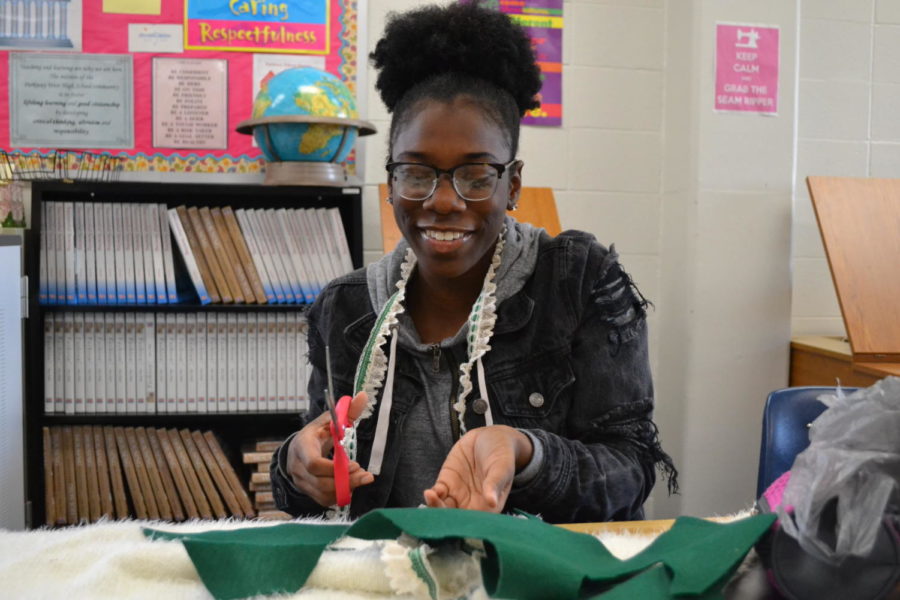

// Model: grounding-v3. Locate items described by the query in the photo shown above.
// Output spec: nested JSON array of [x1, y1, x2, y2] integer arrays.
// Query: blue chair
[[756, 386, 857, 498]]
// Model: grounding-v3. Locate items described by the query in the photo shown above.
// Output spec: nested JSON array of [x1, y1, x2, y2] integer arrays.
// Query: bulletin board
[[0, 0, 359, 175]]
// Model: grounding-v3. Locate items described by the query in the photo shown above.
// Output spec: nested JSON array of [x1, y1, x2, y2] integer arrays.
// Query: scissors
[[324, 345, 352, 507]]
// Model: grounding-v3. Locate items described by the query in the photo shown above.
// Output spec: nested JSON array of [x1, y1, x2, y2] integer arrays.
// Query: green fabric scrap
[[346, 508, 616, 599], [144, 523, 347, 600], [586, 564, 673, 600], [586, 563, 730, 600], [615, 516, 772, 596], [143, 509, 775, 600]]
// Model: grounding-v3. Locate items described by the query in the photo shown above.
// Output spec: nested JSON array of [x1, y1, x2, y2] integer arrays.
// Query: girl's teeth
[[426, 230, 464, 241]]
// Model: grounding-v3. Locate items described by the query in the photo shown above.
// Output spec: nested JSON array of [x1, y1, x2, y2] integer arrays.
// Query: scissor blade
[[324, 345, 339, 428]]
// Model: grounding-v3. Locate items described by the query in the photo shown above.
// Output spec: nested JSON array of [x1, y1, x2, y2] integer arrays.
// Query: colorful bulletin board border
[[483, 0, 563, 127], [0, 0, 358, 175]]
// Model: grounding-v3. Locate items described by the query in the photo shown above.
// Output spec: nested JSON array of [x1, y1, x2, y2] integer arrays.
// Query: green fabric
[[143, 508, 775, 600], [347, 508, 615, 598], [145, 523, 347, 600], [616, 516, 767, 596], [586, 563, 727, 600], [587, 564, 673, 600]]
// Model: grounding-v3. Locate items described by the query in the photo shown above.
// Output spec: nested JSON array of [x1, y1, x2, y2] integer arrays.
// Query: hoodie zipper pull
[[431, 344, 441, 374]]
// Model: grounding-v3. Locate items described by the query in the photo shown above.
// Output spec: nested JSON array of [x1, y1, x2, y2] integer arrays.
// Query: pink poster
[[715, 23, 779, 115]]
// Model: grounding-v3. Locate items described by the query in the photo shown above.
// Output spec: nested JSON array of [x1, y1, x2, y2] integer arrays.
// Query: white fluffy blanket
[[0, 518, 661, 600]]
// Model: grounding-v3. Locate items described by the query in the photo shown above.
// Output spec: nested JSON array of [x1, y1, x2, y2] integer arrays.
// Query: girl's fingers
[[350, 470, 375, 489], [346, 391, 369, 422], [423, 489, 445, 508]]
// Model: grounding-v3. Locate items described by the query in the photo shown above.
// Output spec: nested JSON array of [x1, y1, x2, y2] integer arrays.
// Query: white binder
[[93, 313, 106, 414], [247, 313, 258, 413], [186, 313, 197, 414], [155, 312, 167, 414], [83, 313, 95, 414], [44, 315, 54, 414], [196, 313, 207, 414], [144, 313, 156, 414], [237, 313, 248, 413], [84, 203, 97, 304]]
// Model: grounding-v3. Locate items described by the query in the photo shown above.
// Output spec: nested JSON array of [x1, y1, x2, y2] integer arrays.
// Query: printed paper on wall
[[715, 23, 779, 115]]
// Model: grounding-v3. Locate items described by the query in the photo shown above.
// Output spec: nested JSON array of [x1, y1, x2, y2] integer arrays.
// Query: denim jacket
[[272, 230, 676, 523]]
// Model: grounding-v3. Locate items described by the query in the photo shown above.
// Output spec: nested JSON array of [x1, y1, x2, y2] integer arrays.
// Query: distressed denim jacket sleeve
[[504, 235, 676, 523]]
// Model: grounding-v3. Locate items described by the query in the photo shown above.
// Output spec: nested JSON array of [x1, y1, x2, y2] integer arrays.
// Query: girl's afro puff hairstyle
[[370, 2, 542, 157], [370, 2, 541, 115]]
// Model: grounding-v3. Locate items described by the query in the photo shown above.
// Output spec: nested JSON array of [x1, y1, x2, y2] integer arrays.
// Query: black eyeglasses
[[386, 160, 519, 202]]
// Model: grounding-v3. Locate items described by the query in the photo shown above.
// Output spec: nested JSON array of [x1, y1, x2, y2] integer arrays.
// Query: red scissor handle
[[329, 394, 352, 507]]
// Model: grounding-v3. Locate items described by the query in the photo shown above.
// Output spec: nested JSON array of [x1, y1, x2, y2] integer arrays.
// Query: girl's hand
[[285, 391, 374, 507], [424, 425, 533, 512]]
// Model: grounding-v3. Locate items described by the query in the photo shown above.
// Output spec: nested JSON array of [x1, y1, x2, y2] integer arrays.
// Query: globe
[[251, 67, 360, 163]]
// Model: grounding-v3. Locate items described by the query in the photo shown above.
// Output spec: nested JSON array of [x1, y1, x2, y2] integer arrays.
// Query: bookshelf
[[23, 181, 363, 527]]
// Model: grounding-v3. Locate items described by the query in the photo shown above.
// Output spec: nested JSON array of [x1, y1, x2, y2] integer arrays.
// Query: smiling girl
[[271, 1, 676, 523]]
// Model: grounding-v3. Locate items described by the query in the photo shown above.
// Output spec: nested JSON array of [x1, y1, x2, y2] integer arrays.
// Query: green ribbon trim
[[408, 545, 439, 600], [144, 508, 775, 600], [353, 288, 401, 395]]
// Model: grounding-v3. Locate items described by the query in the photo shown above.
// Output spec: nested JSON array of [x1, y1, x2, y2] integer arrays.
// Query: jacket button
[[528, 393, 544, 408], [472, 398, 488, 415]]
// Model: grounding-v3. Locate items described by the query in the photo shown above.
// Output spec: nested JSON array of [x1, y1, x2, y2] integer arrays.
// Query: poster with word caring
[[152, 57, 227, 149], [9, 52, 132, 148], [481, 0, 562, 127], [185, 0, 329, 54], [0, 0, 358, 174], [715, 23, 779, 115]]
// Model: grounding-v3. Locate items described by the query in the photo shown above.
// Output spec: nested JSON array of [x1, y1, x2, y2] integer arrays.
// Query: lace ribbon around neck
[[327, 228, 507, 519]]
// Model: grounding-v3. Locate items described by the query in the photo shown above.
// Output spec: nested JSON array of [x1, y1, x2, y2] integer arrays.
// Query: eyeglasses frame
[[385, 159, 520, 202]]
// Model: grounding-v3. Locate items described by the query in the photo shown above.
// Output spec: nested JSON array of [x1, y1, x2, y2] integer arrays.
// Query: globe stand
[[263, 161, 348, 186]]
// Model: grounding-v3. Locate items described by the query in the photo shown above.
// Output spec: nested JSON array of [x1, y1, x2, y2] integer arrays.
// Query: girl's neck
[[406, 252, 494, 344]]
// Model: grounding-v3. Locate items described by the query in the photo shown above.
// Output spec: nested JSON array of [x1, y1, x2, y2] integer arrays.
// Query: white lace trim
[[348, 229, 505, 472], [352, 247, 417, 421], [454, 229, 505, 433], [381, 539, 438, 599], [381, 535, 485, 600]]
